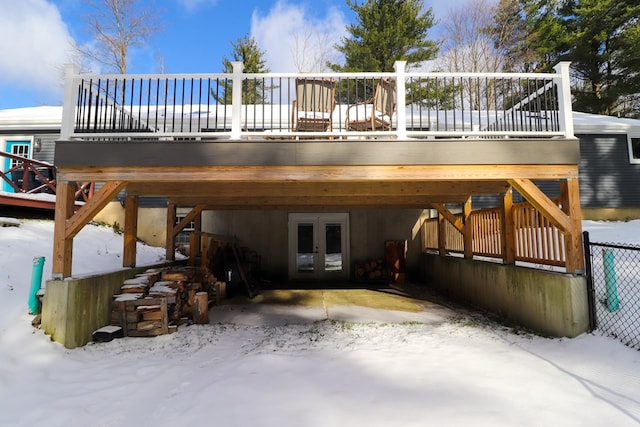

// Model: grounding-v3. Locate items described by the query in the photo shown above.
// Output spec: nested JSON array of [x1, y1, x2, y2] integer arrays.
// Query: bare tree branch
[[77, 0, 162, 73]]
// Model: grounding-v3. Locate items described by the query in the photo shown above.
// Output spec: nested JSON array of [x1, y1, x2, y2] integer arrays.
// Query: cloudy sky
[[0, 0, 474, 109]]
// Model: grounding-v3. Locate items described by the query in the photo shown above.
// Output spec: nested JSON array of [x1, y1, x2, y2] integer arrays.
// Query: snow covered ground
[[0, 219, 639, 427]]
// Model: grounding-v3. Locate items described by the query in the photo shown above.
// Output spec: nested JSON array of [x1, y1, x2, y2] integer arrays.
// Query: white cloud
[[250, 1, 347, 72], [0, 0, 76, 99]]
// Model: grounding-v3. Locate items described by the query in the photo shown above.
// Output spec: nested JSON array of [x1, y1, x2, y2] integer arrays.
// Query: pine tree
[[329, 0, 438, 72], [213, 36, 271, 104], [496, 0, 640, 116]]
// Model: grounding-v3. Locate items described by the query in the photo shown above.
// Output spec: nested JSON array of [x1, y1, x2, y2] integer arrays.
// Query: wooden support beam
[[172, 205, 204, 239], [128, 180, 510, 199], [561, 179, 585, 273], [508, 178, 571, 233], [463, 197, 473, 259], [59, 164, 580, 183], [430, 203, 464, 232], [166, 204, 176, 261], [65, 181, 127, 239], [501, 189, 516, 264], [123, 195, 139, 268], [52, 182, 76, 279]]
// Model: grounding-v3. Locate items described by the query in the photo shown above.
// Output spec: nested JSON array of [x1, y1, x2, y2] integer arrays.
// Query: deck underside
[[50, 137, 585, 278]]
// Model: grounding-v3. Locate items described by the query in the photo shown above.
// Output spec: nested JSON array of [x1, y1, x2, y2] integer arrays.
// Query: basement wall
[[420, 254, 589, 337]]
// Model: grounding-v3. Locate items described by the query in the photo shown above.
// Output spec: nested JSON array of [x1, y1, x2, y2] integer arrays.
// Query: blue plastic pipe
[[602, 250, 619, 313], [28, 256, 45, 315]]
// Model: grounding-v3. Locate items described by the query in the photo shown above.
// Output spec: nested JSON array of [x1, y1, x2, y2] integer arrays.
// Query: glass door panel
[[289, 213, 349, 280], [323, 223, 342, 272], [296, 223, 315, 273]]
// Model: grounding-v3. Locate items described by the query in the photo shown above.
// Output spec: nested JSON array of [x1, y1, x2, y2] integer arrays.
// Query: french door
[[288, 213, 350, 280]]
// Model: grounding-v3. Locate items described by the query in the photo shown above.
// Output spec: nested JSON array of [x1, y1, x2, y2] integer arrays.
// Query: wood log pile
[[353, 240, 407, 284], [354, 258, 391, 283], [110, 266, 226, 337]]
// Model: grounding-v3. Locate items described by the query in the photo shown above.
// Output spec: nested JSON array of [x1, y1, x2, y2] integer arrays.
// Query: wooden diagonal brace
[[508, 178, 571, 234]]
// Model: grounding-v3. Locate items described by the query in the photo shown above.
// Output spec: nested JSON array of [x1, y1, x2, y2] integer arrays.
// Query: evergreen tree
[[329, 0, 438, 72], [213, 35, 271, 104], [493, 0, 640, 116], [561, 0, 640, 115]]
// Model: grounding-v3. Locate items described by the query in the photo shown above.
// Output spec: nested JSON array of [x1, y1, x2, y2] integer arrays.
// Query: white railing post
[[553, 61, 574, 138], [60, 63, 80, 140], [231, 61, 244, 140], [394, 61, 407, 139]]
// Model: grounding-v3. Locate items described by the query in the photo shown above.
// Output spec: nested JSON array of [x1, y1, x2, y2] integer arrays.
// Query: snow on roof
[[0, 106, 63, 129], [1, 105, 639, 134], [572, 111, 640, 134]]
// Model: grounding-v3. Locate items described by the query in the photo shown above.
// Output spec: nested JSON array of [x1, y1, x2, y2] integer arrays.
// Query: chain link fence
[[584, 232, 640, 350]]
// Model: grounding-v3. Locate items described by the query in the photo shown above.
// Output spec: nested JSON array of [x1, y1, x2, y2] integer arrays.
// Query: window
[[175, 215, 195, 246], [629, 136, 640, 164]]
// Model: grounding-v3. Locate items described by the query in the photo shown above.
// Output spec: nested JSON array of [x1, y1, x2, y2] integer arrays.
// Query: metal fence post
[[602, 249, 620, 312], [582, 231, 596, 331]]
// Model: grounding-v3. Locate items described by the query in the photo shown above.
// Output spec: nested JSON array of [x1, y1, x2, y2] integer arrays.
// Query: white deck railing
[[60, 61, 574, 141]]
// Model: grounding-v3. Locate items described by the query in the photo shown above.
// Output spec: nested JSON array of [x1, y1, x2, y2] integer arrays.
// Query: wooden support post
[[166, 203, 176, 261], [52, 182, 76, 279], [194, 211, 202, 257], [437, 212, 446, 255], [201, 232, 209, 269], [53, 180, 127, 278], [123, 195, 139, 268], [501, 189, 516, 264], [188, 232, 197, 266], [561, 179, 585, 273], [463, 197, 473, 259], [193, 292, 209, 324]]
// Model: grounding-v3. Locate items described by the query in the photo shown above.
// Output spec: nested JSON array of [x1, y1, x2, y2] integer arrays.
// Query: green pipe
[[602, 249, 619, 312], [28, 256, 45, 315]]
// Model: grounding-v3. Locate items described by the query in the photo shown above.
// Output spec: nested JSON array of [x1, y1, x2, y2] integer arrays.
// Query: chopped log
[[141, 310, 163, 321], [193, 292, 209, 324], [137, 320, 164, 331], [161, 272, 189, 282]]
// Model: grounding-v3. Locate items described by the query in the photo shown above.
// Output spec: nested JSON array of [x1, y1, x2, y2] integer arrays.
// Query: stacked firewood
[[354, 258, 391, 283], [110, 266, 225, 337]]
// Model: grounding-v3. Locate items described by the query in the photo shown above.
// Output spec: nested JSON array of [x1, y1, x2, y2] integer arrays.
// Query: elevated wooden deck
[[50, 62, 584, 279]]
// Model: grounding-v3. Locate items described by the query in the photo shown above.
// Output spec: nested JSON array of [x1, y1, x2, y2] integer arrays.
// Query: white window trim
[[627, 135, 640, 165]]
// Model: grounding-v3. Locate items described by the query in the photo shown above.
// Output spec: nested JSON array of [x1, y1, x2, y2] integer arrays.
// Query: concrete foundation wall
[[42, 266, 155, 348], [421, 254, 589, 337], [93, 202, 167, 247]]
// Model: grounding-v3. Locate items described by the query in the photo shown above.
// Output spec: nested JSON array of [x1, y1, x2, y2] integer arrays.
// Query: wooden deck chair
[[346, 78, 396, 132], [291, 78, 336, 133]]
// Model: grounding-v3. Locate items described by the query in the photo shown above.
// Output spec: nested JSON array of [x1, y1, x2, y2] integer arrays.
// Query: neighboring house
[[0, 106, 171, 247], [0, 107, 59, 193], [573, 112, 640, 220]]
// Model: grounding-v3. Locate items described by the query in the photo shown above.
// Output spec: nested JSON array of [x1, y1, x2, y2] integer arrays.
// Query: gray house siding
[[578, 133, 640, 208], [473, 133, 640, 211]]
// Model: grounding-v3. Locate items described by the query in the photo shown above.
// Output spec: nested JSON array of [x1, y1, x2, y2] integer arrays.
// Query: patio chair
[[291, 78, 336, 133], [345, 78, 396, 132]]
